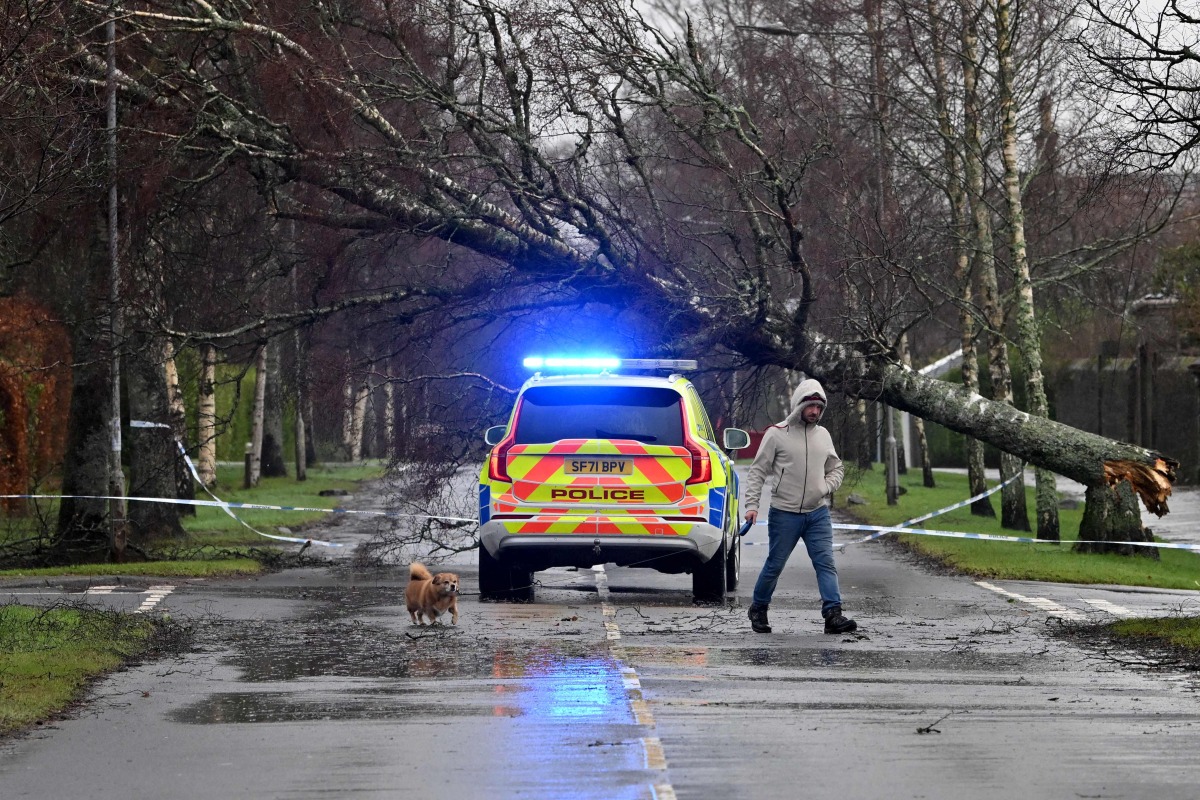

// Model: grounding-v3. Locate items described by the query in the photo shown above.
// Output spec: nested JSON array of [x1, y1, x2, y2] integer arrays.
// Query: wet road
[[3, 523, 1200, 799]]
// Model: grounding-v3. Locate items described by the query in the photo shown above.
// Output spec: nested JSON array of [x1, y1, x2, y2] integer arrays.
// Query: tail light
[[684, 434, 712, 484], [682, 406, 711, 485], [488, 407, 520, 482]]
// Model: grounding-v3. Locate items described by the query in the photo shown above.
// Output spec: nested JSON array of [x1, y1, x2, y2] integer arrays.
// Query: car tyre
[[692, 535, 727, 601], [479, 545, 535, 602]]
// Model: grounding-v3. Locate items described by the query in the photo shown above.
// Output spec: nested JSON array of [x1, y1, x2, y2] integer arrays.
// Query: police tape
[[1, 492, 478, 523], [0, 493, 478, 545], [838, 470, 1024, 547], [741, 470, 1021, 546], [130, 420, 329, 547], [172, 438, 348, 547], [830, 522, 1200, 552], [7, 424, 480, 551], [738, 469, 1200, 552]]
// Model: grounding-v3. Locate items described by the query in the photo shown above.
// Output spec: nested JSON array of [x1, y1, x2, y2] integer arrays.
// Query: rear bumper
[[478, 520, 724, 573]]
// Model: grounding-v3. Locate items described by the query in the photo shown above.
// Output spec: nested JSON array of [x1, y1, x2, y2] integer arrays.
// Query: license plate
[[564, 458, 632, 475]]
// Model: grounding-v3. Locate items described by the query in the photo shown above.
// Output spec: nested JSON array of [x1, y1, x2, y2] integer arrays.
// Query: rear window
[[514, 386, 684, 446]]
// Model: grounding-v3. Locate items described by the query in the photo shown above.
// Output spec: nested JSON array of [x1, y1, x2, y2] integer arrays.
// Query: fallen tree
[[49, 0, 1176, 553]]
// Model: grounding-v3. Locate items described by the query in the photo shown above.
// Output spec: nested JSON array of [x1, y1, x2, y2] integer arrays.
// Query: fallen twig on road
[[916, 711, 953, 734]]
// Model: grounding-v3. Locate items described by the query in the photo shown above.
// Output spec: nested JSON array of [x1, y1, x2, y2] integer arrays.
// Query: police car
[[477, 357, 750, 601]]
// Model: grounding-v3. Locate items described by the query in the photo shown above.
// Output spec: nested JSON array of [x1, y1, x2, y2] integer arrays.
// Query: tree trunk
[[961, 321, 992, 517], [979, 213, 1028, 533], [996, 0, 1059, 541], [304, 391, 318, 467], [349, 382, 368, 462], [126, 330, 184, 543], [384, 378, 396, 463], [197, 343, 217, 487], [961, 5, 1027, 531], [855, 399, 872, 470], [293, 332, 307, 482], [895, 331, 935, 488], [1075, 481, 1158, 558], [892, 407, 906, 475], [399, 400, 411, 460], [342, 365, 354, 458], [164, 343, 194, 516], [290, 251, 307, 481], [54, 219, 115, 563], [915, 415, 935, 488], [248, 345, 266, 486], [54, 328, 115, 563], [261, 339, 287, 477], [925, 0, 986, 512]]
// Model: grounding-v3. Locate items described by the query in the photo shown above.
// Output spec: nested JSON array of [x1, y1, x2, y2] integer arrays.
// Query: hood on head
[[786, 378, 827, 424]]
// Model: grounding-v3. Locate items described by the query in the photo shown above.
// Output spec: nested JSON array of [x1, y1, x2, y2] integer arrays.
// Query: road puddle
[[170, 691, 523, 724], [172, 611, 631, 725]]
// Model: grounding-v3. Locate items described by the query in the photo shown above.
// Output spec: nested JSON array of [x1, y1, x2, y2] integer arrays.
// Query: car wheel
[[725, 532, 741, 590], [692, 534, 727, 601], [478, 545, 535, 602]]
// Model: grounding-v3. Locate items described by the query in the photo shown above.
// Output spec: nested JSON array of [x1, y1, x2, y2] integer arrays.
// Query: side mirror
[[722, 428, 751, 450], [484, 425, 508, 446]]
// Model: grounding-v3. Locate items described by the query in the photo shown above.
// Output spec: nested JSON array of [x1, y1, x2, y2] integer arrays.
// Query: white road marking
[[7, 585, 175, 612], [975, 581, 1085, 620], [593, 565, 674, 794], [1082, 598, 1136, 617], [135, 585, 174, 614]]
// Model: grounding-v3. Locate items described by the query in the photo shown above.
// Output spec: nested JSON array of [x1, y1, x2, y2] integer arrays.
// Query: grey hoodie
[[743, 378, 845, 514]]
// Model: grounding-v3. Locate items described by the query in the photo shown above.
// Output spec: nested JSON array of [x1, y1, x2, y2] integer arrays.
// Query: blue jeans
[[751, 505, 842, 615]]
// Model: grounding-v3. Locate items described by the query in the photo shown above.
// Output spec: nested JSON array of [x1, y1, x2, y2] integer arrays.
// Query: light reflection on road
[[493, 649, 625, 721]]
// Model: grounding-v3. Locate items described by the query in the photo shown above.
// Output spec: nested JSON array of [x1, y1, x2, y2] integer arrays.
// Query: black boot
[[748, 604, 772, 633], [823, 606, 857, 634]]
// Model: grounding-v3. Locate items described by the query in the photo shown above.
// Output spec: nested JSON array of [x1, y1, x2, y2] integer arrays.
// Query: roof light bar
[[523, 356, 698, 371], [523, 356, 621, 370], [619, 359, 698, 371]]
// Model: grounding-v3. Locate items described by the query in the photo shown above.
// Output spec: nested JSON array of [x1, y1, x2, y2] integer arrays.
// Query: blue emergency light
[[523, 356, 621, 370], [523, 356, 698, 371]]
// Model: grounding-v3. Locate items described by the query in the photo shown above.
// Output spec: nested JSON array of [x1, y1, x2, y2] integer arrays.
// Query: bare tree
[[1075, 0, 1200, 169], [247, 344, 266, 487], [994, 0, 1058, 539], [197, 342, 217, 486]]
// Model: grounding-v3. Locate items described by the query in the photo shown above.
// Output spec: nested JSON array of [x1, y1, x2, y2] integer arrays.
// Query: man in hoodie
[[743, 379, 857, 635]]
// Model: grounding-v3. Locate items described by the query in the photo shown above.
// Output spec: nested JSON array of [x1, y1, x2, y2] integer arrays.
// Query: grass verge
[[1108, 617, 1200, 649], [839, 467, 1200, 591], [0, 604, 156, 736], [0, 557, 265, 579]]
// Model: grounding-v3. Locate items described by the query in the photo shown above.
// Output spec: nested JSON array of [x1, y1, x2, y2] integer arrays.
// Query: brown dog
[[406, 563, 460, 626]]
